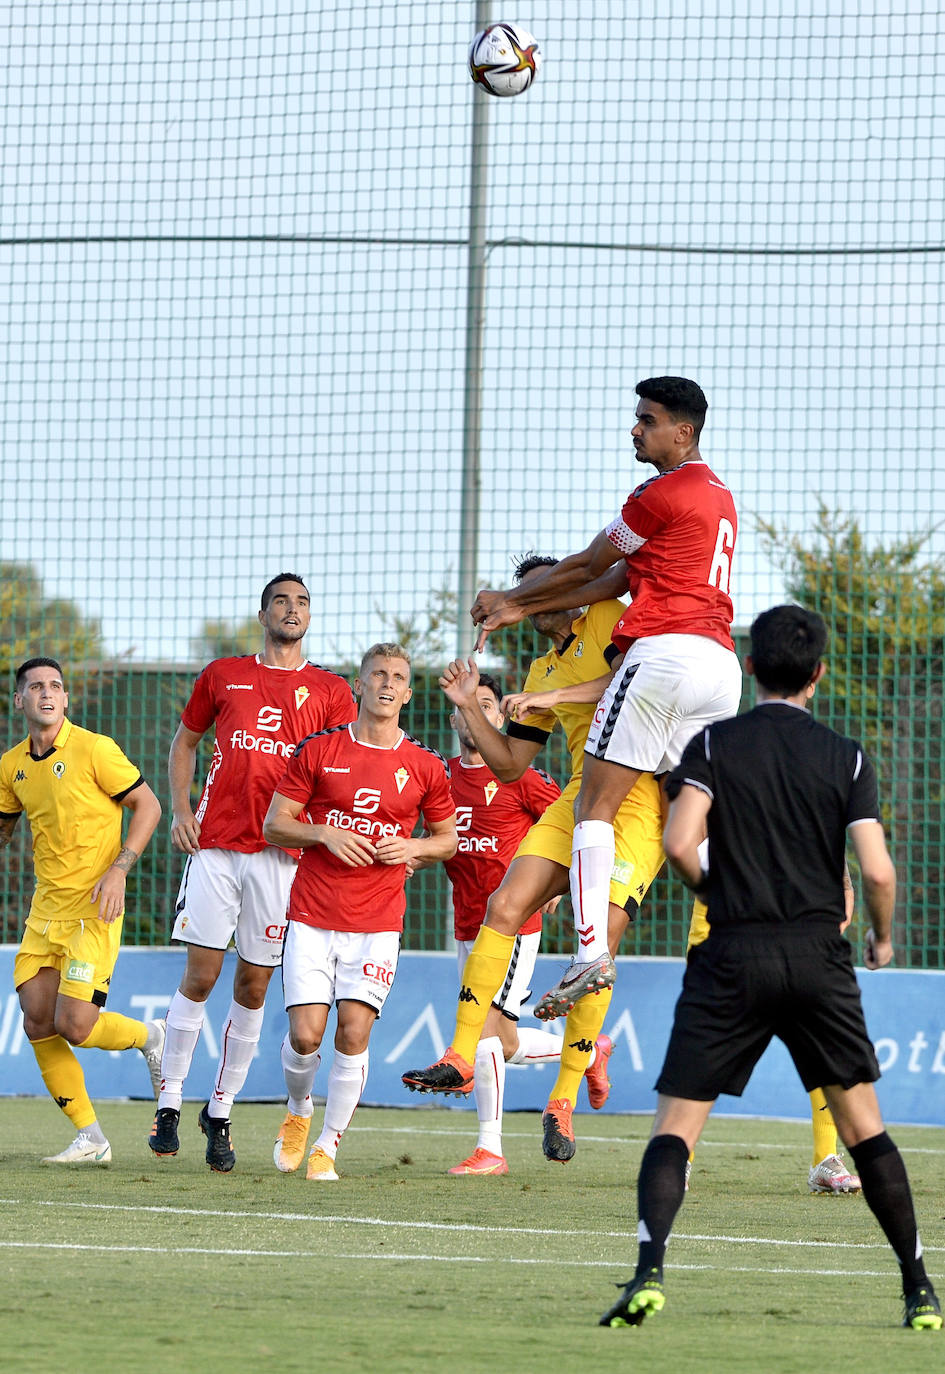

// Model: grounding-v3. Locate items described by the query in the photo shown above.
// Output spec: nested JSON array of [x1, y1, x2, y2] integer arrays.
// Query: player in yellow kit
[[0, 657, 164, 1163], [404, 555, 665, 1161]]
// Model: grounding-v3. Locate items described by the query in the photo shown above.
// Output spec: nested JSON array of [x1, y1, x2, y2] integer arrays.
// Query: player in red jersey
[[264, 642, 457, 1181], [441, 671, 564, 1175], [149, 574, 357, 1172], [470, 378, 742, 1018]]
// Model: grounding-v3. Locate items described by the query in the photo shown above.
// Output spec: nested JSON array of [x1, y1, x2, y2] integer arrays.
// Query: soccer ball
[[468, 22, 541, 98]]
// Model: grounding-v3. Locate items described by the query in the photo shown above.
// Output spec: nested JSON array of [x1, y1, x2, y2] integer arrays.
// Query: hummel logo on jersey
[[323, 766, 351, 774], [225, 684, 253, 690], [458, 985, 480, 1005], [568, 1038, 594, 1054], [294, 685, 310, 710], [483, 780, 498, 805], [394, 767, 410, 794], [14, 770, 25, 781]]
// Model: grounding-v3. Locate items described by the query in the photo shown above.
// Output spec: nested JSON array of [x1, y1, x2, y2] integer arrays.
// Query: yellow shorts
[[14, 912, 123, 1005], [513, 773, 664, 911], [686, 898, 710, 952]]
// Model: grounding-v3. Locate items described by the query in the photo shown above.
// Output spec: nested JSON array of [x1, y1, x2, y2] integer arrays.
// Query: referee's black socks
[[849, 1131, 930, 1291], [635, 1133, 690, 1276]]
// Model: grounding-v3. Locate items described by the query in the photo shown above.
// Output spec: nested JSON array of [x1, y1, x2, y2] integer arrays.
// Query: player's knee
[[484, 889, 525, 934], [288, 1028, 322, 1056], [54, 1009, 93, 1045]]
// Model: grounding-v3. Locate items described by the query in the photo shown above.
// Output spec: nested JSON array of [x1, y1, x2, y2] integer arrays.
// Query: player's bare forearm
[[0, 814, 20, 850], [462, 709, 541, 782], [168, 725, 203, 839], [472, 532, 620, 623], [663, 786, 712, 893], [503, 669, 614, 722], [122, 784, 162, 860]]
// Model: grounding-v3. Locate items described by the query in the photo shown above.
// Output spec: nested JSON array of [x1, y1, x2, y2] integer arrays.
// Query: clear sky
[[2, 0, 943, 663]]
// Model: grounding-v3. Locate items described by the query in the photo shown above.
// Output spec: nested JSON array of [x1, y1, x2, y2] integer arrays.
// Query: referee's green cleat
[[599, 1269, 666, 1327], [903, 1285, 943, 1330]]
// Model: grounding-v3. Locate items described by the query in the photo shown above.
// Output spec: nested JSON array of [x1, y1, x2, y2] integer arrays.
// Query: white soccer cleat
[[808, 1153, 861, 1194], [140, 1018, 166, 1099], [42, 1131, 112, 1164]]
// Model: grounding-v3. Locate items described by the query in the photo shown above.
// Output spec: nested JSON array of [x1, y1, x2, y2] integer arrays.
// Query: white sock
[[208, 1000, 264, 1119], [509, 1027, 562, 1065], [473, 1037, 505, 1156], [570, 819, 616, 962], [315, 1049, 368, 1160], [281, 1034, 319, 1116], [157, 991, 207, 1111], [83, 1120, 107, 1145]]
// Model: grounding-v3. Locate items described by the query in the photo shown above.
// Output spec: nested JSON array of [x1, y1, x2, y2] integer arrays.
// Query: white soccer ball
[[468, 22, 541, 98]]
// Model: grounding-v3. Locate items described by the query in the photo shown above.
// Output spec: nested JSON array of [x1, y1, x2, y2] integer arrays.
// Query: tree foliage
[[0, 563, 103, 717]]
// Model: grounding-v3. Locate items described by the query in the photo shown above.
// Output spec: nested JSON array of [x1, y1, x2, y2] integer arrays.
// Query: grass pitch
[[2, 1100, 943, 1373]]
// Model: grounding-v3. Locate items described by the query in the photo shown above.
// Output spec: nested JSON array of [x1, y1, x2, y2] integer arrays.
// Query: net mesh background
[[2, 1, 943, 963]]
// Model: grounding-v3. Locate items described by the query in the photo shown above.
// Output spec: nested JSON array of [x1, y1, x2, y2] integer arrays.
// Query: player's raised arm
[[168, 722, 206, 855], [440, 658, 542, 782], [471, 531, 622, 650]]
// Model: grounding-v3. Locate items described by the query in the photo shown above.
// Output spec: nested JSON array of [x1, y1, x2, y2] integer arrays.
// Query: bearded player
[[264, 643, 457, 1181], [149, 573, 356, 1172]]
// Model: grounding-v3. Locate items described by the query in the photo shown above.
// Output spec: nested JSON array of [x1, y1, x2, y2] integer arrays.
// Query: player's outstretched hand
[[864, 927, 893, 969], [170, 810, 202, 855], [439, 657, 481, 706], [470, 589, 527, 652], [320, 827, 376, 867], [501, 688, 556, 721]]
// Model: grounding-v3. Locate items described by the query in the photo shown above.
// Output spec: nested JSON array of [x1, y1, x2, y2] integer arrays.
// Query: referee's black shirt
[[666, 701, 880, 929]]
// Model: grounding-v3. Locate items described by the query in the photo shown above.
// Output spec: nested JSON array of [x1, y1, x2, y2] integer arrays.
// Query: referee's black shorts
[[655, 924, 881, 1101]]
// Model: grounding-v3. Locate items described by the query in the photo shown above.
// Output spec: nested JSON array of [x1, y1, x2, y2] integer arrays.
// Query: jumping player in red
[[470, 377, 741, 1017], [264, 642, 457, 1181], [441, 671, 565, 1175], [149, 573, 356, 1172]]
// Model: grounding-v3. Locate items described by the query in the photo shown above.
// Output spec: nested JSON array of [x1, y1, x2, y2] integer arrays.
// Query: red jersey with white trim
[[445, 757, 561, 941], [182, 655, 356, 853], [276, 724, 455, 934], [606, 461, 737, 652]]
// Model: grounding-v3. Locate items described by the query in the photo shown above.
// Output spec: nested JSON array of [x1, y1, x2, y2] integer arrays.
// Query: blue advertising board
[[1, 947, 943, 1125]]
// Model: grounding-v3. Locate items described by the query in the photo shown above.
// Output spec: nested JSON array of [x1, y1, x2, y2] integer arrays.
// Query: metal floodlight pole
[[458, 2, 492, 658]]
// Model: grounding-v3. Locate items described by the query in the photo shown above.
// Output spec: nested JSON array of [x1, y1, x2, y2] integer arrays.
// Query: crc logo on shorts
[[264, 923, 288, 942], [352, 788, 381, 815], [611, 858, 634, 885], [256, 706, 283, 733], [65, 958, 94, 985], [53, 761, 66, 778], [362, 960, 395, 989]]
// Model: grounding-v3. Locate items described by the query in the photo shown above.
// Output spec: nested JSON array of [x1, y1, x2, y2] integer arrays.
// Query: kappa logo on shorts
[[65, 959, 94, 985]]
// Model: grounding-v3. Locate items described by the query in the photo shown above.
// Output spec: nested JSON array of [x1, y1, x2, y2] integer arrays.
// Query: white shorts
[[282, 922, 401, 1015], [456, 929, 540, 1022], [172, 846, 297, 967], [585, 633, 743, 775]]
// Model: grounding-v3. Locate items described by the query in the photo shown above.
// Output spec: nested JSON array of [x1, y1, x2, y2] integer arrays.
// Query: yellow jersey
[[512, 599, 626, 779], [0, 718, 142, 923]]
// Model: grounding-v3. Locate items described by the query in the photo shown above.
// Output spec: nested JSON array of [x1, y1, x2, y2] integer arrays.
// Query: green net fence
[[2, 2, 943, 966]]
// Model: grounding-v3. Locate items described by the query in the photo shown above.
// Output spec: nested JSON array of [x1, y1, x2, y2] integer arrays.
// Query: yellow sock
[[810, 1088, 837, 1165], [78, 1010, 148, 1052], [548, 987, 613, 1105], [453, 927, 517, 1064], [30, 1034, 97, 1130]]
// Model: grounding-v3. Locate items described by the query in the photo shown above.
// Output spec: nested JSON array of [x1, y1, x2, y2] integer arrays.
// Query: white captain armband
[[605, 515, 647, 557]]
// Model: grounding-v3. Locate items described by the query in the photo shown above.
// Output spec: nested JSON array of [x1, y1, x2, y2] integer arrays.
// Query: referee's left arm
[[663, 783, 712, 894]]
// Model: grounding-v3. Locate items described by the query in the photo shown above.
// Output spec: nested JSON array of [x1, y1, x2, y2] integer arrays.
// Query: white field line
[[0, 1239, 903, 1279], [349, 1125, 945, 1155], [1, 1196, 941, 1253]]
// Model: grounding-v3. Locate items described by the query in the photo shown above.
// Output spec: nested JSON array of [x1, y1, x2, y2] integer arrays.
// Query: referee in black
[[600, 603, 941, 1333]]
